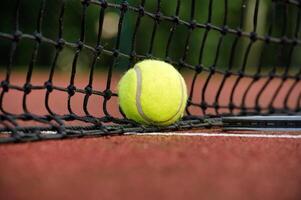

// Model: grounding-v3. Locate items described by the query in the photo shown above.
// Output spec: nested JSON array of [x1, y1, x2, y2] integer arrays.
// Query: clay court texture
[[1, 133, 301, 200]]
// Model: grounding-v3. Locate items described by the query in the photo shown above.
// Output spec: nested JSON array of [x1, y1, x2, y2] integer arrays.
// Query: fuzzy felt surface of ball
[[118, 60, 187, 126]]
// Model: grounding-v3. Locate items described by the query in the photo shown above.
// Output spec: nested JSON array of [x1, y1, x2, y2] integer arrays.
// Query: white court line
[[124, 132, 301, 139]]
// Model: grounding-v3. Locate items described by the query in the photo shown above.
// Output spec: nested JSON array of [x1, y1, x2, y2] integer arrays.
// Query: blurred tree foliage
[[0, 0, 299, 74]]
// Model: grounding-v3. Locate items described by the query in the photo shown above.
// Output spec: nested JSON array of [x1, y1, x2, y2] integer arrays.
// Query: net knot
[[23, 113, 33, 120], [67, 114, 76, 121], [221, 26, 228, 35], [34, 31, 43, 43], [77, 40, 84, 50], [265, 35, 271, 43], [113, 49, 119, 57], [189, 20, 197, 30], [178, 59, 185, 67], [104, 115, 113, 122], [200, 102, 207, 110], [67, 85, 76, 96], [172, 16, 180, 24], [1, 80, 9, 92], [228, 103, 235, 110], [120, 1, 128, 12], [85, 86, 93, 96], [146, 53, 153, 59], [209, 67, 215, 74], [23, 83, 32, 94], [238, 70, 244, 77], [164, 57, 171, 63], [205, 23, 211, 31], [155, 12, 162, 22], [95, 45, 103, 55], [100, 0, 108, 8], [213, 102, 219, 110], [103, 89, 112, 100], [56, 38, 65, 50], [186, 99, 192, 106], [249, 32, 257, 41], [138, 6, 145, 16], [44, 81, 53, 92], [130, 50, 136, 59], [13, 31, 22, 42], [236, 28, 242, 37], [81, 0, 90, 6], [224, 70, 231, 77]]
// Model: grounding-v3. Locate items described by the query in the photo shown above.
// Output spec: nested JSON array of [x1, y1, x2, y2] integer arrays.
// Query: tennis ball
[[118, 59, 187, 126]]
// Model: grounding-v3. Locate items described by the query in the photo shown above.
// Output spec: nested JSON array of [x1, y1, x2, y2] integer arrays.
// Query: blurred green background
[[0, 0, 300, 75]]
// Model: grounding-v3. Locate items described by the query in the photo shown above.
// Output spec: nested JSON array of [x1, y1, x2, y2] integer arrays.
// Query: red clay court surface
[[0, 134, 301, 200], [1, 72, 301, 200]]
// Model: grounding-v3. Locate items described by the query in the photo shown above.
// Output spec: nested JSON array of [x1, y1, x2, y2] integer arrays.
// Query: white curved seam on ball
[[134, 65, 185, 124], [135, 65, 154, 124]]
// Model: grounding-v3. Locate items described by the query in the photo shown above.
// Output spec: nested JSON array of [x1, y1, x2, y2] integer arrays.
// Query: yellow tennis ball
[[118, 59, 187, 126]]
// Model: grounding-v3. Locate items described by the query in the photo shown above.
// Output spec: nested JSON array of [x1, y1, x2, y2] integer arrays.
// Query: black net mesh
[[0, 0, 300, 143]]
